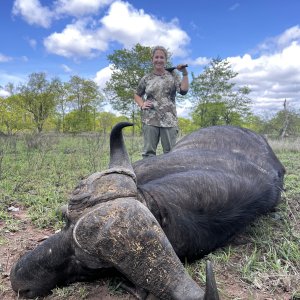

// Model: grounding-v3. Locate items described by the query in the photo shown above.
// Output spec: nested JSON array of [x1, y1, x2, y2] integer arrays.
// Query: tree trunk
[[279, 99, 289, 139]]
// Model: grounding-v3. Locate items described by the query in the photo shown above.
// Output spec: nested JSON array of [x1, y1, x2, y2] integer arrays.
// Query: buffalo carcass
[[10, 122, 285, 299]]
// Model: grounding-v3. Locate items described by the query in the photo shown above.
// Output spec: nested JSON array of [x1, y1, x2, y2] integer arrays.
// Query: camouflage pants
[[142, 124, 178, 158]]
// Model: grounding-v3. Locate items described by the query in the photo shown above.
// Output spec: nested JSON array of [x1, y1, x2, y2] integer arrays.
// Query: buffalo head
[[10, 122, 219, 300]]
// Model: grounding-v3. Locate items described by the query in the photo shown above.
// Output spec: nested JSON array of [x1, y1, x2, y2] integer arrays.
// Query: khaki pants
[[142, 124, 178, 158]]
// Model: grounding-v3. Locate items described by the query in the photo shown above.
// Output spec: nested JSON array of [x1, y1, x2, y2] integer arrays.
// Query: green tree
[[68, 76, 103, 111], [242, 113, 266, 133], [191, 57, 252, 127], [264, 108, 300, 137], [0, 94, 31, 135], [191, 102, 225, 127], [52, 78, 70, 132], [178, 117, 198, 136], [67, 75, 104, 132], [17, 73, 58, 132], [0, 83, 27, 134], [64, 110, 94, 132], [97, 111, 118, 134]]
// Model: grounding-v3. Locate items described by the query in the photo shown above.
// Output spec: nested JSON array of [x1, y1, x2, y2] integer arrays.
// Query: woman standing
[[134, 45, 189, 158]]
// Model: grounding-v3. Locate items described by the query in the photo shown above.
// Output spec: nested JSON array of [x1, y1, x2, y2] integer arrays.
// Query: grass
[[0, 132, 142, 229], [52, 283, 89, 299], [0, 132, 299, 299]]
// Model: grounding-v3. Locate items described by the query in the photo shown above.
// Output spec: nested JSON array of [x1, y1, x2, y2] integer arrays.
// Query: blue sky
[[1, 0, 300, 117]]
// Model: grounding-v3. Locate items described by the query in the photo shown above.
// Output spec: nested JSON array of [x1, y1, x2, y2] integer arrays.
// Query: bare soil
[[0, 208, 294, 300]]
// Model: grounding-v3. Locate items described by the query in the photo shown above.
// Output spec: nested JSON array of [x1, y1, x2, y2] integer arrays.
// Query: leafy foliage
[[17, 73, 58, 132], [68, 75, 104, 112], [263, 109, 300, 137], [0, 93, 32, 135], [190, 57, 252, 127]]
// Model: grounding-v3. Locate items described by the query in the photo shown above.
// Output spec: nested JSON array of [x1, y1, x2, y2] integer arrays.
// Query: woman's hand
[[177, 64, 188, 77], [177, 64, 188, 72], [141, 100, 154, 110], [134, 94, 153, 110]]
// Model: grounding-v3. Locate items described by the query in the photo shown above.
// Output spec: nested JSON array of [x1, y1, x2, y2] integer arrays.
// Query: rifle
[[165, 64, 188, 72]]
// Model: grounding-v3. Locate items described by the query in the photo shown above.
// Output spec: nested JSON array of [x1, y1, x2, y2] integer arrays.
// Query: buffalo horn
[[109, 122, 134, 170], [204, 260, 220, 300]]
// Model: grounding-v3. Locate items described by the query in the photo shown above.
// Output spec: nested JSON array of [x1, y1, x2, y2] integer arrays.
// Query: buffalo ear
[[109, 122, 134, 170]]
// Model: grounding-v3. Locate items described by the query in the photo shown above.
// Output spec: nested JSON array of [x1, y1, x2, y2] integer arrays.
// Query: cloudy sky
[[0, 0, 300, 117]]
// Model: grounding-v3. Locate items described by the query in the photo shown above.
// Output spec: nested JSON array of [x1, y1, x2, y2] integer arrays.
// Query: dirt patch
[[0, 208, 295, 300], [0, 208, 135, 300]]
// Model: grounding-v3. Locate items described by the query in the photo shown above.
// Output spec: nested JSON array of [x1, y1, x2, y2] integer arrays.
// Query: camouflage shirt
[[135, 71, 183, 127]]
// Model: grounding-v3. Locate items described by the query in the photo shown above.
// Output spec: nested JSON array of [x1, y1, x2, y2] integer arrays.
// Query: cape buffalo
[[10, 122, 285, 299]]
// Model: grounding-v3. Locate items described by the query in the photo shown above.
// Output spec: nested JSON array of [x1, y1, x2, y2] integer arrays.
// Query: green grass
[[0, 133, 143, 229], [52, 283, 89, 299], [0, 133, 299, 299]]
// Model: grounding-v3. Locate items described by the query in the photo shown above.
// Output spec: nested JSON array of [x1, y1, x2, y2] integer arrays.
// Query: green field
[[0, 133, 299, 299]]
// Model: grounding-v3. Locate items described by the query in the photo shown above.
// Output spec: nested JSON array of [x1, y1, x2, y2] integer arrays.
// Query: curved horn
[[109, 122, 134, 169], [204, 260, 220, 300]]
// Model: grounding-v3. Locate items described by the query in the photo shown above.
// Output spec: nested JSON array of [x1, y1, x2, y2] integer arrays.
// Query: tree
[[52, 78, 70, 132], [0, 83, 31, 134], [190, 57, 252, 127], [64, 110, 94, 132], [97, 112, 118, 134], [191, 102, 225, 127], [178, 117, 198, 136], [264, 105, 300, 137], [0, 95, 30, 135], [67, 75, 104, 132], [68, 76, 103, 111], [242, 113, 266, 133], [279, 99, 289, 138], [17, 73, 58, 132]]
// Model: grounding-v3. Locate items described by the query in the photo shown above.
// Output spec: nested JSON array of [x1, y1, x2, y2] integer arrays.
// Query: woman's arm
[[134, 94, 144, 109], [177, 65, 189, 95]]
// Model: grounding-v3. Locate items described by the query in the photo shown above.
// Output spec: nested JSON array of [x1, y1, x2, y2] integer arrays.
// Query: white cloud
[[277, 25, 300, 47], [54, 0, 114, 17], [227, 28, 300, 114], [12, 0, 113, 28], [101, 1, 190, 57], [0, 89, 11, 97], [44, 19, 109, 58], [44, 1, 190, 59], [256, 25, 300, 54], [61, 64, 73, 73], [193, 56, 211, 66], [13, 1, 190, 60], [94, 65, 113, 89], [12, 0, 54, 28], [0, 53, 13, 62]]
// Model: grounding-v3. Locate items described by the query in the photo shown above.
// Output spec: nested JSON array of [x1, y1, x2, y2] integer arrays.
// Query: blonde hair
[[151, 45, 168, 59]]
